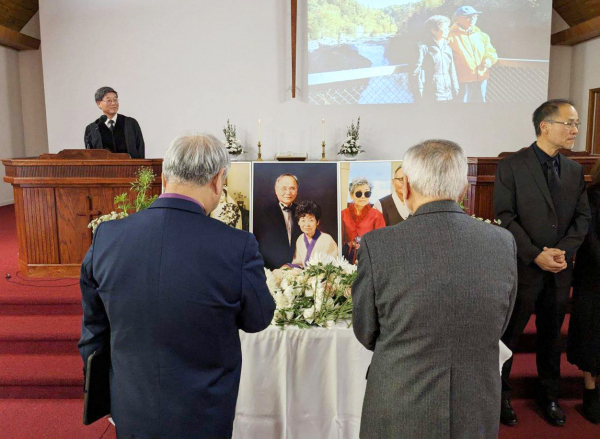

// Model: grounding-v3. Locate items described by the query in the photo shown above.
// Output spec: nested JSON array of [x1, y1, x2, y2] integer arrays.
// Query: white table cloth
[[233, 324, 373, 439]]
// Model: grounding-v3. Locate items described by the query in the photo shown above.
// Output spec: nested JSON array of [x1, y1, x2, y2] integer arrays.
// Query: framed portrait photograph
[[210, 162, 251, 231], [339, 160, 407, 263], [252, 162, 339, 270]]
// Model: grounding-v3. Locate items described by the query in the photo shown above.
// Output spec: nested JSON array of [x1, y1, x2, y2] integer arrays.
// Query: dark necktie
[[547, 158, 564, 234], [108, 120, 115, 133], [280, 204, 292, 245]]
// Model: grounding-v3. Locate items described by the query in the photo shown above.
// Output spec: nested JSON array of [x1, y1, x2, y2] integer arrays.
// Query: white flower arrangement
[[338, 117, 364, 156], [266, 252, 357, 329], [223, 119, 244, 156], [88, 211, 128, 233], [471, 215, 502, 225]]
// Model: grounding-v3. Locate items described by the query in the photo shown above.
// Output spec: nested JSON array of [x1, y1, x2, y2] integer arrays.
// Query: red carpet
[[0, 203, 599, 437]]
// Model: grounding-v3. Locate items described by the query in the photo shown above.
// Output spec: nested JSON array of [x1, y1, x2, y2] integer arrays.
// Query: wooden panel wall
[[21, 187, 59, 264]]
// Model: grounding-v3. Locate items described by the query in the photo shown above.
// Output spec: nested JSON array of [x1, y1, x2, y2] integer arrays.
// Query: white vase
[[343, 154, 358, 161], [229, 153, 242, 161]]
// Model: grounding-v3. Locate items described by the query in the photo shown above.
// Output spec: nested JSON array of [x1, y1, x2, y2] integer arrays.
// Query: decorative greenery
[[266, 252, 356, 329], [223, 119, 243, 156], [88, 167, 158, 233], [338, 116, 363, 156]]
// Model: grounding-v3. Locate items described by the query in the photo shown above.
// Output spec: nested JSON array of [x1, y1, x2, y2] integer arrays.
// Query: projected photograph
[[252, 163, 339, 270], [308, 0, 551, 105], [210, 162, 250, 231], [339, 161, 404, 263]]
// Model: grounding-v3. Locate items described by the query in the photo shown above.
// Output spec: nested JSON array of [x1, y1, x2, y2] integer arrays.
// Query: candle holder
[[320, 141, 327, 161], [255, 141, 263, 161]]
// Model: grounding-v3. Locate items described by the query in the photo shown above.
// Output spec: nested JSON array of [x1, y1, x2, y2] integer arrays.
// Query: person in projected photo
[[448, 6, 498, 103], [341, 177, 386, 264], [288, 201, 338, 268], [412, 15, 459, 102], [374, 164, 410, 226]]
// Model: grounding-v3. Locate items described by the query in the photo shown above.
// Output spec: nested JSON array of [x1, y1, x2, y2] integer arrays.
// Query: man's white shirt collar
[[392, 192, 410, 220], [105, 114, 118, 127]]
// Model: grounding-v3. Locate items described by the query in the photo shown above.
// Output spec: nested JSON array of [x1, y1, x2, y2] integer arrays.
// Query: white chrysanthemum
[[285, 311, 294, 320], [303, 307, 315, 323], [324, 320, 335, 329], [306, 252, 335, 267]]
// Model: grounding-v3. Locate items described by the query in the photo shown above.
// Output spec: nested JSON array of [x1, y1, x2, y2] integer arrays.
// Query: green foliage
[[115, 167, 159, 214], [308, 0, 398, 40]]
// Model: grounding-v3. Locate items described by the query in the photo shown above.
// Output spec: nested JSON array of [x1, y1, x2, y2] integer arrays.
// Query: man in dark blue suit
[[78, 133, 275, 439]]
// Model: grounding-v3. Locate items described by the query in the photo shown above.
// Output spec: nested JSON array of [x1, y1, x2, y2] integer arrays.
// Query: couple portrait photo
[[252, 163, 339, 270]]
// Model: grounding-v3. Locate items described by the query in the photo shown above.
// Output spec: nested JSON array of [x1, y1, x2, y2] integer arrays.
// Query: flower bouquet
[[265, 252, 357, 329], [338, 117, 363, 160], [223, 119, 244, 157]]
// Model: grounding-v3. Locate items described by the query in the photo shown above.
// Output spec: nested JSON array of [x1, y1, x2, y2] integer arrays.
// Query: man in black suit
[[494, 99, 591, 427], [84, 86, 145, 158], [253, 174, 301, 269], [374, 164, 410, 226]]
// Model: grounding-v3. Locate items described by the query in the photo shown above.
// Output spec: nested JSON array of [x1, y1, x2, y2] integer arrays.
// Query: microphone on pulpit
[[98, 115, 107, 124]]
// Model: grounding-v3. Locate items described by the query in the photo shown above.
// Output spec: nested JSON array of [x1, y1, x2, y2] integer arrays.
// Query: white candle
[[322, 119, 325, 142], [258, 119, 261, 143]]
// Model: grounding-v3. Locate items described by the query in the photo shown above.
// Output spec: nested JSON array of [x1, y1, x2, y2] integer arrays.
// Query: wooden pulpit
[[2, 150, 162, 278]]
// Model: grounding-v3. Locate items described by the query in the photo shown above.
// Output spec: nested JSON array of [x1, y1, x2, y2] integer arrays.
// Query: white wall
[[547, 10, 572, 101], [0, 46, 26, 206], [20, 12, 49, 157], [39, 0, 553, 160]]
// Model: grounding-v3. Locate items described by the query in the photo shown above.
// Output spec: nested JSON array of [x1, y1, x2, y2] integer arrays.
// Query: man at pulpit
[[84, 86, 145, 158]]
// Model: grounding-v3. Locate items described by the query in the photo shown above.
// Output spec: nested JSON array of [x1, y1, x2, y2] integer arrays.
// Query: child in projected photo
[[412, 15, 459, 102], [341, 177, 385, 264], [288, 201, 338, 267]]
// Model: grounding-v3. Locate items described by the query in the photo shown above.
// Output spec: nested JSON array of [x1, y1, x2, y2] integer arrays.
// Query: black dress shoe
[[500, 398, 518, 426], [538, 398, 566, 426]]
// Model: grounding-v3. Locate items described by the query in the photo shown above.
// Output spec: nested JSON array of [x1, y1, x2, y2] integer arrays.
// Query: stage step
[[0, 354, 83, 399], [0, 315, 80, 355]]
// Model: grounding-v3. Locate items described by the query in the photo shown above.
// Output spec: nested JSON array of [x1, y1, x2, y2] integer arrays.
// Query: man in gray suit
[[352, 139, 517, 439]]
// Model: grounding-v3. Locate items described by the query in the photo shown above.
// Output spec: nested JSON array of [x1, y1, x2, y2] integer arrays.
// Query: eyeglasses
[[392, 178, 404, 182], [101, 99, 119, 104], [546, 120, 580, 129], [354, 191, 371, 198]]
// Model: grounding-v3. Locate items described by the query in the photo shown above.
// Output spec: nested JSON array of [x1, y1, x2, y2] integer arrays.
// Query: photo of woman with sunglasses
[[341, 177, 386, 264]]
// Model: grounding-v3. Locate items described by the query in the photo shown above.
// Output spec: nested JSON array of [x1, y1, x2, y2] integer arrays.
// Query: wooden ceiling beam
[[553, 0, 600, 27], [0, 22, 39, 50], [552, 15, 600, 46]]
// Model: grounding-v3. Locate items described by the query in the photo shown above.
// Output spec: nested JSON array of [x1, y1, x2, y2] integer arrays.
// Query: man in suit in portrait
[[84, 86, 145, 158], [78, 133, 275, 439], [253, 174, 302, 269], [494, 99, 591, 427], [374, 163, 410, 226], [353, 139, 517, 439]]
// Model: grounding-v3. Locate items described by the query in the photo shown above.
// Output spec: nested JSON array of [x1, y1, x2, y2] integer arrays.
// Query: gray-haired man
[[78, 133, 274, 438], [352, 139, 517, 438], [84, 86, 145, 158]]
